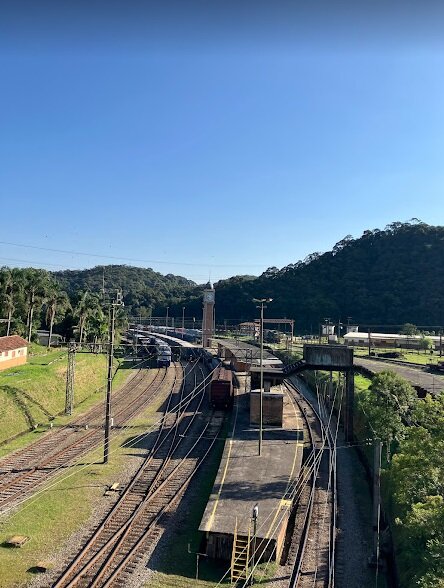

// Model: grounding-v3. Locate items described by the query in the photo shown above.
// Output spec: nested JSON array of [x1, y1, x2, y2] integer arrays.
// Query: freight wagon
[[209, 367, 233, 409]]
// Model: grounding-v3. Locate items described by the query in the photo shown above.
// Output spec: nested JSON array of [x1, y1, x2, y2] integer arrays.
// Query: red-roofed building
[[0, 336, 29, 371]]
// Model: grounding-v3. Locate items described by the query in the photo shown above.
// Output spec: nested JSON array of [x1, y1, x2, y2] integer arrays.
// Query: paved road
[[354, 357, 444, 395]]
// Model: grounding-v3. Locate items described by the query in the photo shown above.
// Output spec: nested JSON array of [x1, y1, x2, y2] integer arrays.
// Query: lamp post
[[324, 317, 331, 343], [182, 306, 185, 339], [253, 298, 272, 457], [250, 504, 259, 585]]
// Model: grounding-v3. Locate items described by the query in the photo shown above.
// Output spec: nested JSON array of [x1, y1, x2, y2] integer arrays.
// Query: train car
[[156, 341, 172, 367], [158, 352, 171, 367], [209, 366, 233, 409]]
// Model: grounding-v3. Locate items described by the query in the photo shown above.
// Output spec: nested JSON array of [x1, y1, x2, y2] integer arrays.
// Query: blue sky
[[1, 2, 444, 283]]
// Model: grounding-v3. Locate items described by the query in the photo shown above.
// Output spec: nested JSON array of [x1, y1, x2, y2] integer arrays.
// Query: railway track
[[284, 378, 338, 588], [51, 360, 223, 588], [0, 363, 177, 514]]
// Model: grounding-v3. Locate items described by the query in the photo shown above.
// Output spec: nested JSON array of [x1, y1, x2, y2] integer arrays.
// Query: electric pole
[[103, 290, 124, 464], [65, 341, 76, 415], [372, 439, 382, 576], [253, 298, 272, 457], [182, 306, 185, 339]]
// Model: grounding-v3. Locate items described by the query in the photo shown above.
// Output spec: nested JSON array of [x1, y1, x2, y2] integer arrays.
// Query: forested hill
[[54, 265, 196, 316], [162, 221, 444, 330]]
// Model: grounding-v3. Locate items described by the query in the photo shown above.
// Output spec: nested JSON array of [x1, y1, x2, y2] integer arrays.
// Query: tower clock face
[[203, 290, 215, 303]]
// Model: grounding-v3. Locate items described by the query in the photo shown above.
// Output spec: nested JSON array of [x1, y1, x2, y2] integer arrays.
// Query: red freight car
[[209, 367, 233, 409]]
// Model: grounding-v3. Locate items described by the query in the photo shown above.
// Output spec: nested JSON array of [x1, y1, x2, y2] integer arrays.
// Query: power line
[[0, 240, 267, 269]]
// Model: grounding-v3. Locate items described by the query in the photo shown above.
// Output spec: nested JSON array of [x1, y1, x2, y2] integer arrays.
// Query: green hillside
[[160, 220, 444, 330]]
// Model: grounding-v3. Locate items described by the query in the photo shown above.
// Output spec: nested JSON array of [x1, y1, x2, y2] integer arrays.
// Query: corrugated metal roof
[[0, 335, 28, 352]]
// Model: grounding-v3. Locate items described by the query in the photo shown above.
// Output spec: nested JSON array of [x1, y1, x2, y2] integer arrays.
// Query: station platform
[[199, 384, 304, 563]]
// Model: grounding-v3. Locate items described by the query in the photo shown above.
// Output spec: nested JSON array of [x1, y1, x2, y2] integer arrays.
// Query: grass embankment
[[353, 346, 443, 366], [0, 372, 169, 588], [0, 345, 129, 456]]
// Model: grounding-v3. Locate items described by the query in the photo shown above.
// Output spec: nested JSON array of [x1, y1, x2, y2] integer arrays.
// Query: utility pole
[[368, 327, 372, 357], [253, 298, 272, 457], [65, 341, 76, 415], [324, 318, 331, 344], [166, 306, 169, 331], [440, 330, 442, 358], [182, 306, 185, 339], [103, 290, 124, 464], [250, 504, 259, 585], [372, 439, 382, 577]]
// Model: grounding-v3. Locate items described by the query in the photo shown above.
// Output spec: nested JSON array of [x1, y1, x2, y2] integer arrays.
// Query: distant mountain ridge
[[52, 221, 444, 330], [159, 220, 444, 330], [53, 265, 196, 316]]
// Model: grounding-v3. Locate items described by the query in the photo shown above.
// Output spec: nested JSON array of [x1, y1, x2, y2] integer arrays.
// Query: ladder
[[231, 518, 251, 585]]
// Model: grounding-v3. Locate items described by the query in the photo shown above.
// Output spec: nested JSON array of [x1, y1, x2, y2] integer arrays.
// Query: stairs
[[283, 358, 306, 375], [231, 519, 251, 584]]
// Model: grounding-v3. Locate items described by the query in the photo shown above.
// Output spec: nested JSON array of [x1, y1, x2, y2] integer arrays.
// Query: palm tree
[[4, 292, 15, 336], [24, 268, 50, 342], [87, 305, 108, 351], [0, 268, 23, 336], [74, 292, 102, 344], [45, 286, 71, 348]]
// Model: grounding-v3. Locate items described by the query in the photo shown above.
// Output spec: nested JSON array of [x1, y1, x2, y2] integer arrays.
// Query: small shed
[[0, 335, 28, 371]]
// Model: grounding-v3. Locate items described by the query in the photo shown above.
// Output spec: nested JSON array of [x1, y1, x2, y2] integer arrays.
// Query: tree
[[419, 336, 433, 352], [45, 286, 71, 348], [23, 269, 50, 342], [358, 370, 417, 458], [74, 291, 102, 343], [0, 269, 14, 336], [401, 323, 419, 336], [396, 496, 444, 588]]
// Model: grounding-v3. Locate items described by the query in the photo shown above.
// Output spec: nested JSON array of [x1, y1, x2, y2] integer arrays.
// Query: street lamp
[[252, 298, 273, 456], [250, 504, 259, 585]]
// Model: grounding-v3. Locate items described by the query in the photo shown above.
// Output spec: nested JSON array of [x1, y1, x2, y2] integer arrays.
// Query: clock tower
[[202, 281, 215, 348]]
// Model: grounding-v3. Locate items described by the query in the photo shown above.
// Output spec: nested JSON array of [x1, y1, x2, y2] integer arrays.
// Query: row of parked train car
[[201, 348, 234, 409], [129, 328, 234, 409], [128, 331, 172, 367], [135, 324, 202, 344]]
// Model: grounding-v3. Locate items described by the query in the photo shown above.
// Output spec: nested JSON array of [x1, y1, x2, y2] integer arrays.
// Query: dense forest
[[54, 265, 195, 318], [162, 219, 444, 330], [0, 265, 198, 343], [1, 220, 443, 340]]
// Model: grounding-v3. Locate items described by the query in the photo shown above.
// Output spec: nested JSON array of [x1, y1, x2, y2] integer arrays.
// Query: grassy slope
[[0, 345, 129, 456], [0, 371, 168, 588]]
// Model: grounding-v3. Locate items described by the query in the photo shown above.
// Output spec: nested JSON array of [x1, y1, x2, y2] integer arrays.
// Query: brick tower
[[202, 281, 215, 348]]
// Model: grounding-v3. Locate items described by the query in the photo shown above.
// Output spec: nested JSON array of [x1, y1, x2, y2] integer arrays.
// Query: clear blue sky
[[1, 2, 444, 283]]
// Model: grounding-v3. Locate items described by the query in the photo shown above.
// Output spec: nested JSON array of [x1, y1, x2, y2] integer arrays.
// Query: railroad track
[[0, 363, 177, 513], [51, 360, 223, 588], [284, 378, 337, 588]]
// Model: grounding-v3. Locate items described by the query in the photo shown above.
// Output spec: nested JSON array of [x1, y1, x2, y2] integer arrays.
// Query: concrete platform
[[199, 385, 304, 562]]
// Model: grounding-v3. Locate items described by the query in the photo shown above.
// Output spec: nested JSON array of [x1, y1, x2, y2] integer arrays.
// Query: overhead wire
[[212, 376, 339, 588], [1, 359, 219, 519], [242, 376, 342, 587]]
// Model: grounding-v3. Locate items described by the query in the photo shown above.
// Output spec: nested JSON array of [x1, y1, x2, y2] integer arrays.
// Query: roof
[[0, 335, 28, 352], [344, 332, 442, 341]]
